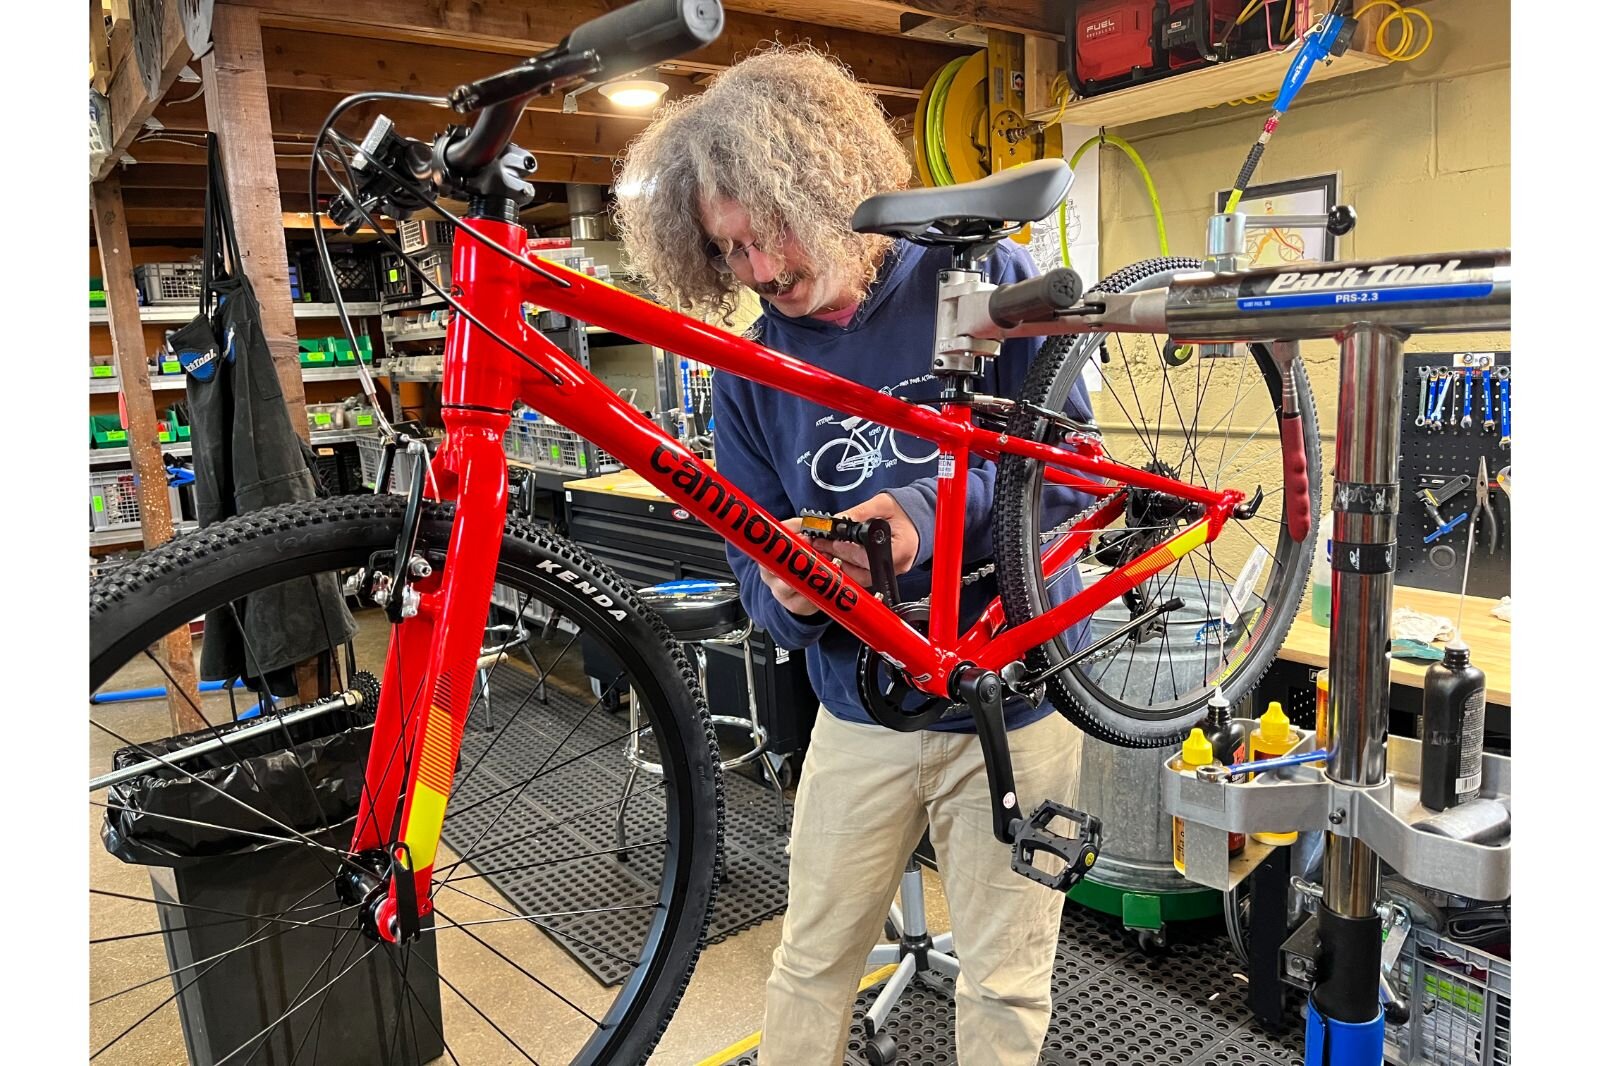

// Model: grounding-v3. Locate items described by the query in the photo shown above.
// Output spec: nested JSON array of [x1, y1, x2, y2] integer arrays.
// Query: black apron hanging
[[169, 133, 358, 697]]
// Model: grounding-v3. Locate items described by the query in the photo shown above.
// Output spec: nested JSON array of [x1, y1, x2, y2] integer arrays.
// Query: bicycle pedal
[[1010, 800, 1101, 893]]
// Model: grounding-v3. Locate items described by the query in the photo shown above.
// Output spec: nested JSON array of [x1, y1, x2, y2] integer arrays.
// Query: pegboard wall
[[1396, 351, 1511, 597]]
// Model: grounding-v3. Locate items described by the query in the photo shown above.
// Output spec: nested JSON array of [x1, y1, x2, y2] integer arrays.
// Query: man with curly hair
[[615, 48, 1093, 1065]]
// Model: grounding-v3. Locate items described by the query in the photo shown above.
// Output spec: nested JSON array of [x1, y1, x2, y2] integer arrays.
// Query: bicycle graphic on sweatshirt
[[805, 413, 941, 491]]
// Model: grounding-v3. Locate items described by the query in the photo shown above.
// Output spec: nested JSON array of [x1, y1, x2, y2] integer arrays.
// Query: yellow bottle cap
[[1261, 702, 1293, 743], [1181, 727, 1214, 767]]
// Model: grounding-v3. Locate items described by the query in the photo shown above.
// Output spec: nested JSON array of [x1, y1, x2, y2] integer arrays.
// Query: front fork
[[347, 415, 511, 939]]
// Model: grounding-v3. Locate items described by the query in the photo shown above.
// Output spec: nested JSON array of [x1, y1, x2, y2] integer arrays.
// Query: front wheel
[[89, 495, 722, 1065], [994, 257, 1321, 748]]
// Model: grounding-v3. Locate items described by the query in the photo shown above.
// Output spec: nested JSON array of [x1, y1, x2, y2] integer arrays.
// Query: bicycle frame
[[351, 217, 1244, 914]]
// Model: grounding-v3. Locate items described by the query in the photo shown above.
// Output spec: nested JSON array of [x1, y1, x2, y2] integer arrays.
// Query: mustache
[[753, 270, 811, 297]]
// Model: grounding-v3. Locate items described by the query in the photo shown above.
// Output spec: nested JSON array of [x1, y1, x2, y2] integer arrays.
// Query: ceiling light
[[597, 71, 668, 109]]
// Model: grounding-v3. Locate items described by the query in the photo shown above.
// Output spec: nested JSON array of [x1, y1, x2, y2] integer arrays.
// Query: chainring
[[855, 603, 956, 731]]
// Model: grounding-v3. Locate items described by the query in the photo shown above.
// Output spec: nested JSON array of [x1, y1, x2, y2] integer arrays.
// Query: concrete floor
[[89, 608, 951, 1064]]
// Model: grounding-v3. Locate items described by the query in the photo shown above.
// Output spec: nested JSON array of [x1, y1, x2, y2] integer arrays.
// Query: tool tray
[[1161, 732, 1510, 900]]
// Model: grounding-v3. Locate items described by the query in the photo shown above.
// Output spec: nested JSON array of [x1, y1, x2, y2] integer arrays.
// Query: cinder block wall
[[1089, 0, 1509, 564]]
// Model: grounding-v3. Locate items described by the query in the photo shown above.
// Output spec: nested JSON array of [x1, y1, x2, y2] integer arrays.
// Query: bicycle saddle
[[850, 159, 1074, 242]]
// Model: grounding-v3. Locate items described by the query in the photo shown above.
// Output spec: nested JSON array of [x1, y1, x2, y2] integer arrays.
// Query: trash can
[[101, 704, 444, 1066]]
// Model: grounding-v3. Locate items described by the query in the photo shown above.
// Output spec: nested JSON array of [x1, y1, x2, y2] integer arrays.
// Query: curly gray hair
[[613, 47, 911, 323]]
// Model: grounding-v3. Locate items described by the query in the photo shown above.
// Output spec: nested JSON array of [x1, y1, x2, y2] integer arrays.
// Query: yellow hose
[[1059, 134, 1169, 269], [1353, 0, 1433, 62]]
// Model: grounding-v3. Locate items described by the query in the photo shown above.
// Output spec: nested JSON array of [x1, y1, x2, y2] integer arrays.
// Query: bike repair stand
[[1158, 323, 1512, 1066]]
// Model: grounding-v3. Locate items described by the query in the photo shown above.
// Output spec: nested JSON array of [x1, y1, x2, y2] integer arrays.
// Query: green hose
[[923, 57, 965, 187], [1059, 133, 1170, 268]]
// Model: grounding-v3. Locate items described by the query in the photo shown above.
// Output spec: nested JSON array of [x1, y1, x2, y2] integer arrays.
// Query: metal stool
[[472, 596, 549, 731], [860, 856, 960, 1065], [616, 579, 787, 850]]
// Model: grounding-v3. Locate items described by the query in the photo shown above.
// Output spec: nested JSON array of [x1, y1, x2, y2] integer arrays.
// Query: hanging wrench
[[1491, 368, 1504, 444], [1481, 366, 1496, 434], [1414, 366, 1431, 428], [1460, 366, 1473, 429], [1447, 370, 1462, 431], [1429, 370, 1449, 430]]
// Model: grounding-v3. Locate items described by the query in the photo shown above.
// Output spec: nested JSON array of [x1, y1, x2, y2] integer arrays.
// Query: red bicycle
[[89, 2, 1331, 1062]]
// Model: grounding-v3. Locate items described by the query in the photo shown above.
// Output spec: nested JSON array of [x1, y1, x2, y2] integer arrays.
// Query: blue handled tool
[[1273, 13, 1351, 113], [1480, 367, 1495, 434], [1460, 368, 1473, 429], [1497, 369, 1510, 448], [1224, 749, 1331, 778], [1423, 512, 1466, 545]]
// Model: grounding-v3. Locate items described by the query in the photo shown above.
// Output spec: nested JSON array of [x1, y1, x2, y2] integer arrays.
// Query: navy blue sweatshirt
[[712, 238, 1095, 730]]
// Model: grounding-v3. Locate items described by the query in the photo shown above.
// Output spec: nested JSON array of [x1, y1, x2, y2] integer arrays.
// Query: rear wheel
[[995, 257, 1321, 747], [89, 495, 722, 1065]]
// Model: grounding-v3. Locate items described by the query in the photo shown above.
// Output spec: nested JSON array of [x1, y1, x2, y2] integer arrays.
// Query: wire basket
[[503, 414, 619, 476], [355, 432, 427, 495], [90, 470, 182, 531], [398, 219, 455, 254], [415, 252, 452, 292], [1385, 926, 1510, 1066], [134, 262, 203, 306]]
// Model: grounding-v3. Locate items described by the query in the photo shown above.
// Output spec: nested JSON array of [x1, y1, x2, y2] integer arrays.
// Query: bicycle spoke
[[433, 882, 651, 967], [92, 801, 345, 853], [89, 910, 357, 1007], [436, 774, 664, 880], [431, 905, 603, 1027], [210, 941, 380, 1066], [128, 648, 349, 883], [433, 680, 635, 891], [440, 838, 668, 887], [403, 942, 541, 1065]]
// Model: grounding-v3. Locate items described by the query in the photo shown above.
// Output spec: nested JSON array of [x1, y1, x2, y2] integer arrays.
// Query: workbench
[[562, 468, 819, 756], [1265, 585, 1511, 752]]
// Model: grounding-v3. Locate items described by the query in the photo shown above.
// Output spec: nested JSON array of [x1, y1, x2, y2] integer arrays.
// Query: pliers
[[1469, 456, 1499, 554]]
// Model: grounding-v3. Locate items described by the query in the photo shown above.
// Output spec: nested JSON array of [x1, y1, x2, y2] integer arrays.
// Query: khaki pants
[[760, 708, 1083, 1065]]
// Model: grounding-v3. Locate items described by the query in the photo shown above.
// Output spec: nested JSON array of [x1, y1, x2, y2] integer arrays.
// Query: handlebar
[[444, 0, 724, 173]]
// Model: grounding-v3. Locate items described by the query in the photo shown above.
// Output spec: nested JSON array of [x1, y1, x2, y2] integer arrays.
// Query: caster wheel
[[1135, 927, 1167, 955], [864, 1031, 897, 1066]]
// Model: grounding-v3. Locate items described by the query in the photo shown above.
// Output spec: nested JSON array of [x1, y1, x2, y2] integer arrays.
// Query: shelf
[[385, 328, 448, 342], [89, 365, 370, 394], [90, 429, 360, 467], [88, 302, 382, 325], [91, 521, 199, 548], [382, 293, 449, 312], [1022, 47, 1389, 127]]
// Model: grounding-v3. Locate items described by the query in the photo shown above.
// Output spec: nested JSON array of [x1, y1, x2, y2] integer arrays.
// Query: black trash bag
[[101, 705, 374, 868]]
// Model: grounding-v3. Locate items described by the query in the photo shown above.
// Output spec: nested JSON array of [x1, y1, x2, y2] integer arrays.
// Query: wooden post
[[202, 2, 308, 440], [90, 175, 206, 734]]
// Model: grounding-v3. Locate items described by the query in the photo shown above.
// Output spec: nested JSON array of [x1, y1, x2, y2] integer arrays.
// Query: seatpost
[[931, 245, 1001, 384]]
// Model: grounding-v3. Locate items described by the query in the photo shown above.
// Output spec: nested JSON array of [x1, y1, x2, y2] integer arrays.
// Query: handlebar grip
[[564, 0, 724, 85], [987, 267, 1083, 329]]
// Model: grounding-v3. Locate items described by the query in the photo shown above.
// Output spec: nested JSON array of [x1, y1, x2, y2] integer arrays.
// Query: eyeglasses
[[704, 227, 790, 274]]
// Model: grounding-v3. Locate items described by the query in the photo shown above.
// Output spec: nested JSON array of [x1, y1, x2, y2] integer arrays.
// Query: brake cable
[[307, 92, 570, 399]]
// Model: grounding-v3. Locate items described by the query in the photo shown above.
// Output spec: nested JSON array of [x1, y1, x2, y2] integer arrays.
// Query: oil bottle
[[1420, 638, 1487, 811], [1172, 728, 1219, 875], [1202, 689, 1248, 857], [1248, 702, 1300, 846]]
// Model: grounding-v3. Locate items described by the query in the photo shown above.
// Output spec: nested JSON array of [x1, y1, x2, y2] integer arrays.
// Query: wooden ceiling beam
[[721, 1, 1061, 40], [95, 0, 193, 180], [258, 28, 701, 118], [154, 87, 645, 159], [230, 0, 971, 97]]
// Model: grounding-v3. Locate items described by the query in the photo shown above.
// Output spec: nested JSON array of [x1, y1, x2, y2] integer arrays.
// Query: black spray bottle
[[1419, 638, 1487, 811]]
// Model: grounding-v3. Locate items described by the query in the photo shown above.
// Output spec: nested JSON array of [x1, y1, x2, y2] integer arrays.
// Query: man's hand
[[762, 518, 823, 616], [807, 492, 921, 587]]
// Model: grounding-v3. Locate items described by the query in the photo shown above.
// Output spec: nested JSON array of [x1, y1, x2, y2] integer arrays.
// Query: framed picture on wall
[[1215, 173, 1341, 267]]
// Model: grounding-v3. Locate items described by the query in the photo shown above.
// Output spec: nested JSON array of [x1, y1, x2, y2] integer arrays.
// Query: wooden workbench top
[[1277, 585, 1511, 706], [563, 466, 698, 503]]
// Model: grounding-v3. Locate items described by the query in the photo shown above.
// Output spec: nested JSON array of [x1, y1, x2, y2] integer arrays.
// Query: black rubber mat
[[438, 665, 792, 987], [725, 900, 1306, 1065]]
